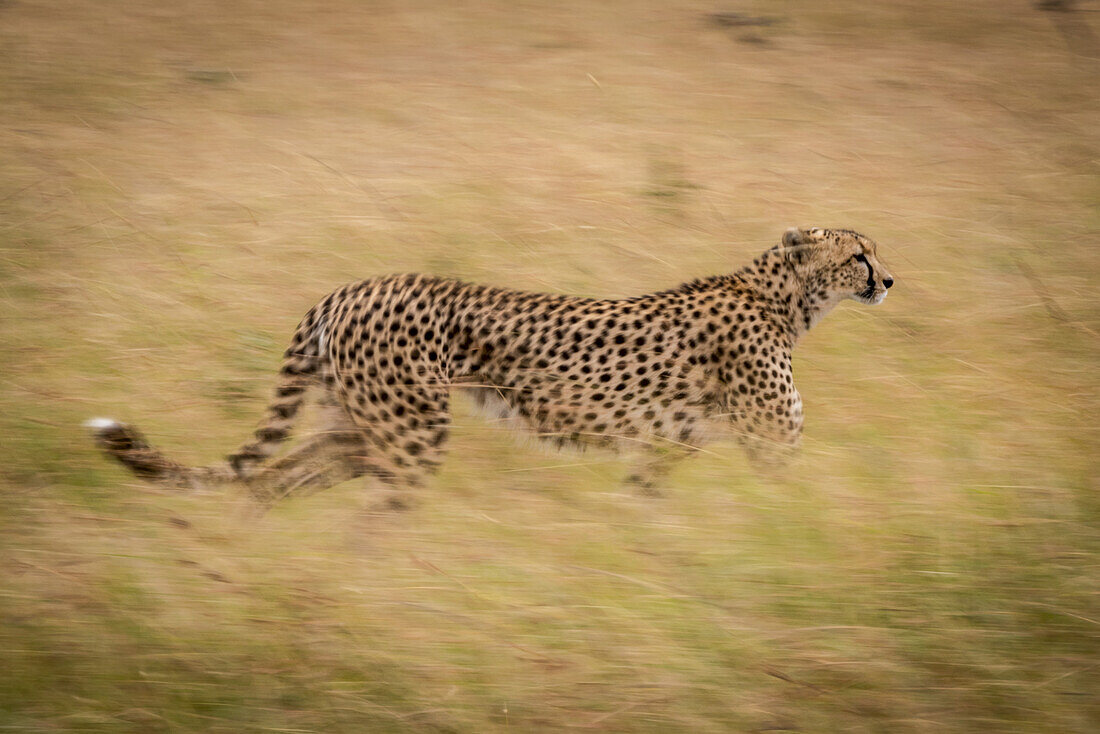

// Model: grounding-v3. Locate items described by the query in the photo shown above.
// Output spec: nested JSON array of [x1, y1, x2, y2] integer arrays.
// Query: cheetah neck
[[739, 250, 840, 341]]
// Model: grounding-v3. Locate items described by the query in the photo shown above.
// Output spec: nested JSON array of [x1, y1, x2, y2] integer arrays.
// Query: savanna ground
[[2, 1, 1099, 731]]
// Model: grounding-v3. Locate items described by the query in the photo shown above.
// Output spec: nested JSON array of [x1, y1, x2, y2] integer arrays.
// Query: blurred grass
[[2, 0, 1099, 731]]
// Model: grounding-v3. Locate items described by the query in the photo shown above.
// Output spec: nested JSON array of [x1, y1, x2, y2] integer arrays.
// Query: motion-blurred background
[[2, 1, 1098, 731]]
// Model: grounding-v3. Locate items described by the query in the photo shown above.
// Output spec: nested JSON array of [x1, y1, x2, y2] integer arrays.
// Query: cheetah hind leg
[[342, 386, 452, 514], [245, 431, 370, 512], [244, 398, 370, 512]]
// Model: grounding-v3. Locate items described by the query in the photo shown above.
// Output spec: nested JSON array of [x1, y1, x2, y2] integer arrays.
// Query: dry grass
[[2, 0, 1099, 731]]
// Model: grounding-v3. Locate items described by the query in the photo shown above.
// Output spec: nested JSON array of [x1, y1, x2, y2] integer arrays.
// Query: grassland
[[2, 1, 1098, 731]]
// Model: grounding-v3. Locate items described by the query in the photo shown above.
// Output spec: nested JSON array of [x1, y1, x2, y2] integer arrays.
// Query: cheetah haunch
[[87, 227, 894, 507]]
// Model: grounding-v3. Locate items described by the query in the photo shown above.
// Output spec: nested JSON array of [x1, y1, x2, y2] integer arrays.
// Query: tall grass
[[2, 1, 1097, 731]]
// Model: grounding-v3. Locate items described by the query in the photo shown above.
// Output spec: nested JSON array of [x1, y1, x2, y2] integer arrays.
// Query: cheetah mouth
[[854, 256, 885, 305], [855, 288, 887, 305]]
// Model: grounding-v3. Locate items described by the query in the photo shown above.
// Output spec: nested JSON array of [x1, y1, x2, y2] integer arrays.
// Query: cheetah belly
[[459, 360, 720, 453]]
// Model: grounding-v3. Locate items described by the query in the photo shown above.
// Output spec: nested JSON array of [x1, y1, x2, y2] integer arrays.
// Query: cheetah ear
[[781, 227, 812, 262], [782, 227, 809, 248]]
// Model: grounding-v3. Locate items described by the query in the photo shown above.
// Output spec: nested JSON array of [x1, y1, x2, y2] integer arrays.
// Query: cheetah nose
[[883, 277, 894, 289]]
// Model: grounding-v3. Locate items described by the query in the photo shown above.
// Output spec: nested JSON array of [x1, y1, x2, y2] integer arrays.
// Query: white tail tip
[[83, 417, 121, 433]]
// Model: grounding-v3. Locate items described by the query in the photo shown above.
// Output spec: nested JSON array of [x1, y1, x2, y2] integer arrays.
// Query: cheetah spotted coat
[[88, 227, 894, 506]]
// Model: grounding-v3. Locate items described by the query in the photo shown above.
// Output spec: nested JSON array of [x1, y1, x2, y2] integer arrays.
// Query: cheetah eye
[[852, 253, 868, 265]]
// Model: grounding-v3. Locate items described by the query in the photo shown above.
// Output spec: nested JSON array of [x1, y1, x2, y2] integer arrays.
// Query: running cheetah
[[87, 227, 894, 507]]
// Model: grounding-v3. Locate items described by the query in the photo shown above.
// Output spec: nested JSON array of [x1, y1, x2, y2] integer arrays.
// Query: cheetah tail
[[85, 307, 328, 490]]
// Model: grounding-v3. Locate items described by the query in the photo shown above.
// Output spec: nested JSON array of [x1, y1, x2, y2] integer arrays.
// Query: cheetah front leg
[[721, 347, 804, 473], [624, 445, 695, 496], [729, 391, 803, 473]]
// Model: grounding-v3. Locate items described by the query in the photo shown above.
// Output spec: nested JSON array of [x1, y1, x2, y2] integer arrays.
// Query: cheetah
[[86, 227, 894, 507]]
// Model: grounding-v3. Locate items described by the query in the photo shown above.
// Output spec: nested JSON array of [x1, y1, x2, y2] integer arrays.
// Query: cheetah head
[[781, 227, 894, 305]]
